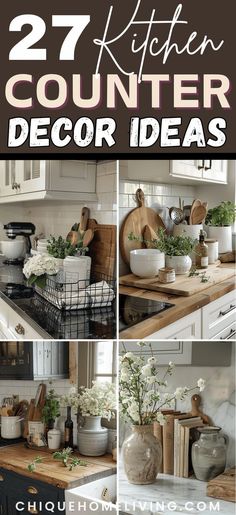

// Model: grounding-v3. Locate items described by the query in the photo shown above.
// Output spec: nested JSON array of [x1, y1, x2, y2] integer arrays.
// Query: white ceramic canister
[[208, 226, 232, 254], [47, 428, 61, 450], [173, 224, 203, 240], [63, 256, 91, 290], [130, 249, 165, 278], [1, 416, 22, 439], [205, 239, 219, 264]]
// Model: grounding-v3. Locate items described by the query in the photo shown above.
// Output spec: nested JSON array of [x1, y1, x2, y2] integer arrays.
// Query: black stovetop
[[0, 436, 25, 447], [0, 258, 116, 339], [119, 294, 173, 331]]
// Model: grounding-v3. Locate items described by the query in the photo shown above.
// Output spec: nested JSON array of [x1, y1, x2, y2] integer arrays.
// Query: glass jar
[[192, 426, 227, 481]]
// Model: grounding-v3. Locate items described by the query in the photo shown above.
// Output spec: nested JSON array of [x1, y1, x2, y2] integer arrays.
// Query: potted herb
[[129, 229, 196, 274], [205, 201, 236, 253], [42, 389, 60, 430]]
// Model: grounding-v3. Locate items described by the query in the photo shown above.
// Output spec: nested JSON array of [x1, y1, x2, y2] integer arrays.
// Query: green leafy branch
[[27, 448, 87, 473]]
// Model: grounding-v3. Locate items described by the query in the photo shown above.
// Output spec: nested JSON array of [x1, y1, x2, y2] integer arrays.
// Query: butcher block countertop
[[0, 444, 116, 490], [119, 264, 235, 339]]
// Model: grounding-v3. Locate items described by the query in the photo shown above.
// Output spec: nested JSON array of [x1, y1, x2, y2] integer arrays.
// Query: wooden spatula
[[190, 199, 201, 224], [79, 207, 90, 236], [143, 225, 158, 248]]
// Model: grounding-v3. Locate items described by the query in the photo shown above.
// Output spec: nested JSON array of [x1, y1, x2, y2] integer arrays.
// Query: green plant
[[47, 236, 88, 259], [28, 448, 87, 472], [129, 228, 196, 256], [205, 201, 236, 227], [42, 389, 60, 425]]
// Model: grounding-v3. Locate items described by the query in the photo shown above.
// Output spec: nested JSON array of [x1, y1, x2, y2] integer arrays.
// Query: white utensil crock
[[1, 416, 22, 439]]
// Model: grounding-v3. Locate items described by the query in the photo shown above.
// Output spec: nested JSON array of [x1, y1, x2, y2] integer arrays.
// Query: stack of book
[[154, 411, 207, 478]]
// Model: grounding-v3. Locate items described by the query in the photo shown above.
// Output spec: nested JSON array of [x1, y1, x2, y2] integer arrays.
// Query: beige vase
[[122, 425, 162, 485]]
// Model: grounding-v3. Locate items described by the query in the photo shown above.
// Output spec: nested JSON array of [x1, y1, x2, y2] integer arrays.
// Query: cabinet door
[[49, 160, 96, 193], [122, 341, 193, 364], [33, 341, 69, 379], [17, 160, 47, 193], [202, 160, 228, 183], [0, 342, 33, 379], [170, 160, 203, 180], [0, 161, 18, 196], [145, 310, 202, 340]]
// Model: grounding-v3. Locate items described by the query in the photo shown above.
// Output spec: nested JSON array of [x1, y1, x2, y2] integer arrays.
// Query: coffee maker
[[3, 222, 36, 264]]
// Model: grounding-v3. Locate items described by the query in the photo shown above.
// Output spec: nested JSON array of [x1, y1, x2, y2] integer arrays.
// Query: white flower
[[148, 357, 157, 365], [141, 365, 152, 377], [120, 369, 129, 381], [197, 378, 206, 392], [168, 361, 174, 369], [146, 376, 156, 384], [125, 352, 134, 359], [174, 386, 188, 400], [156, 413, 166, 425]]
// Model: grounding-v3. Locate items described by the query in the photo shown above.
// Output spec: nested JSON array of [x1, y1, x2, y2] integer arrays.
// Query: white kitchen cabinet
[[202, 290, 236, 339], [145, 310, 202, 340], [202, 160, 228, 183], [170, 159, 228, 184], [119, 160, 170, 182], [122, 340, 232, 366], [0, 160, 97, 202], [32, 341, 69, 379], [0, 297, 45, 340]]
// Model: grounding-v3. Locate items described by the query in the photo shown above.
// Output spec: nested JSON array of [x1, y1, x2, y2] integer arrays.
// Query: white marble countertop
[[119, 464, 235, 515]]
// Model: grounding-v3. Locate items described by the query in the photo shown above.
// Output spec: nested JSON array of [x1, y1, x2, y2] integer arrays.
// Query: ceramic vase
[[165, 255, 192, 274], [77, 416, 108, 456], [122, 425, 162, 485], [192, 427, 227, 481]]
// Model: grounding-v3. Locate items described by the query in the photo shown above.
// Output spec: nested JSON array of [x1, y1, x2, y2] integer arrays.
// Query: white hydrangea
[[23, 254, 59, 279], [146, 376, 157, 385], [197, 378, 206, 392]]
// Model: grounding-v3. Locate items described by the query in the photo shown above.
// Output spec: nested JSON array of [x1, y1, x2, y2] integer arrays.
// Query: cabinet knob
[[0, 474, 4, 481], [15, 323, 25, 335], [12, 182, 17, 190], [27, 486, 38, 495]]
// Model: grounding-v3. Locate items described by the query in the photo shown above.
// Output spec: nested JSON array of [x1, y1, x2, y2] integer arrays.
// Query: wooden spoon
[[79, 207, 90, 236], [191, 205, 207, 225], [83, 229, 94, 247]]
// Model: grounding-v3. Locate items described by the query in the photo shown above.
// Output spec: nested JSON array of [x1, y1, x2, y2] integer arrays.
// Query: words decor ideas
[[1, 0, 235, 153]]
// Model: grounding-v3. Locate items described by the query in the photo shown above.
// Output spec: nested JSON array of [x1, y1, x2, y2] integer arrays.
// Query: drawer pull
[[204, 160, 212, 170], [15, 323, 25, 335], [28, 509, 39, 514], [220, 329, 236, 340], [0, 474, 4, 481], [219, 304, 235, 317], [27, 486, 38, 495]]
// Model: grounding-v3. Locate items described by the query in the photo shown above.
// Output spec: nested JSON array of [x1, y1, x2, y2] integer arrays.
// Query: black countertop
[[0, 259, 116, 340]]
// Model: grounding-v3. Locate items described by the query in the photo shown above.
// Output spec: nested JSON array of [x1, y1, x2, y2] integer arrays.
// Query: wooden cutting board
[[120, 188, 165, 264], [120, 264, 235, 297], [207, 467, 236, 502], [88, 219, 116, 279]]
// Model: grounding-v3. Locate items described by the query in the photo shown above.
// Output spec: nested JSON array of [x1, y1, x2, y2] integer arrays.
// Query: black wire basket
[[35, 272, 116, 311]]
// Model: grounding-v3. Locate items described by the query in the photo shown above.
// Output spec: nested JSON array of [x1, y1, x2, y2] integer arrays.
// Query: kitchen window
[[78, 341, 117, 387]]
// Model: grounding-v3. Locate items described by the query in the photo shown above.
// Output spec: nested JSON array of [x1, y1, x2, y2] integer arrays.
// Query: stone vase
[[77, 416, 108, 456], [192, 426, 227, 481], [122, 425, 162, 485]]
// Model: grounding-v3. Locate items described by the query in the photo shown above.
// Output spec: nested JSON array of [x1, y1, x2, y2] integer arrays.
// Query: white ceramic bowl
[[130, 249, 165, 278], [0, 240, 25, 260]]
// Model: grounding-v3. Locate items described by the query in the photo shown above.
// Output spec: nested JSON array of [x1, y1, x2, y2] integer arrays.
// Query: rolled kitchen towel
[[86, 281, 115, 307]]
